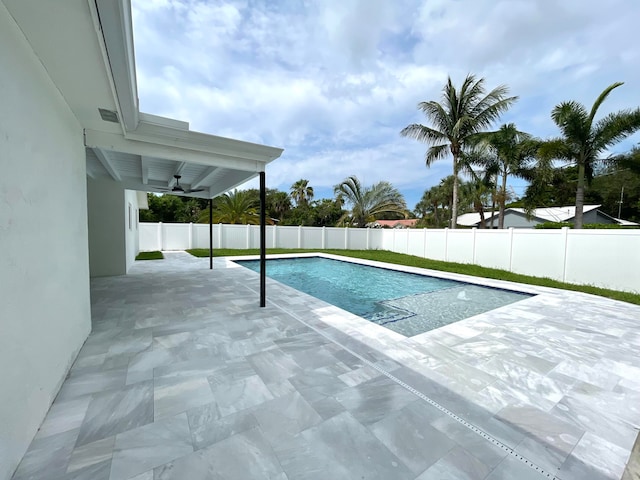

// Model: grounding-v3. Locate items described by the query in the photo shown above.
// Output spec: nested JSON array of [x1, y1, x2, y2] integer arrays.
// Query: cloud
[[131, 0, 640, 208]]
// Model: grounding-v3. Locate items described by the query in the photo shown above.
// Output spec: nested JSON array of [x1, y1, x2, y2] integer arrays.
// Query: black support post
[[260, 171, 266, 307], [209, 198, 213, 270]]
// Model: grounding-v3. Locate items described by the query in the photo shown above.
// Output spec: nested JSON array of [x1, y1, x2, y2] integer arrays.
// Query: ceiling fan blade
[[185, 188, 205, 193]]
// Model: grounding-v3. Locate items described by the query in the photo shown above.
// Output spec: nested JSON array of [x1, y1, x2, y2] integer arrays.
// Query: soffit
[[3, 0, 122, 134]]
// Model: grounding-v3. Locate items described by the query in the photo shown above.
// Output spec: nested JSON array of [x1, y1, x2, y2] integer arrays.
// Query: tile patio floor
[[12, 251, 640, 480]]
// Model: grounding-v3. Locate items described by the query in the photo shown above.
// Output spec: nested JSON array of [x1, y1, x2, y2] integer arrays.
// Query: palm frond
[[425, 144, 450, 165], [589, 82, 624, 122], [551, 101, 589, 143], [537, 138, 574, 163], [472, 95, 518, 132], [592, 109, 640, 152], [400, 123, 448, 145]]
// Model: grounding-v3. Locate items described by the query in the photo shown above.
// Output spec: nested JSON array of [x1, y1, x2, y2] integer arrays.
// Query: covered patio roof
[[84, 113, 283, 199], [4, 0, 283, 198]]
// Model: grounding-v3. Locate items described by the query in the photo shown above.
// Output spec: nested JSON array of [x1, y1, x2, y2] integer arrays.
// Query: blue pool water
[[236, 257, 532, 336]]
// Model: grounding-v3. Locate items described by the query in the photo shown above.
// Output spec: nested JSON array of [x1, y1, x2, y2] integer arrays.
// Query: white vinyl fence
[[140, 223, 640, 293]]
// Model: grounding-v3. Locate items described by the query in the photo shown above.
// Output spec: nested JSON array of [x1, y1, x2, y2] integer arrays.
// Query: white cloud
[[131, 0, 640, 208]]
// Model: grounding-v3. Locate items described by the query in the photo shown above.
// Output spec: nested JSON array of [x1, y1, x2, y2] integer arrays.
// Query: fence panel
[[139, 223, 640, 292], [301, 227, 323, 249], [423, 230, 447, 261], [474, 229, 511, 270], [325, 227, 345, 249], [163, 223, 191, 250], [406, 230, 426, 257], [139, 223, 161, 251], [274, 226, 299, 248], [510, 230, 566, 280], [346, 228, 368, 250], [565, 230, 640, 292]]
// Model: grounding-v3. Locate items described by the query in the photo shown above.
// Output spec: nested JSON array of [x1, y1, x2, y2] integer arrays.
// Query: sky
[[130, 0, 640, 209]]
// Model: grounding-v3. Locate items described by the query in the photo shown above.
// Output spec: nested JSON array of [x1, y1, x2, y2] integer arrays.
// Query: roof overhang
[[4, 0, 283, 198]]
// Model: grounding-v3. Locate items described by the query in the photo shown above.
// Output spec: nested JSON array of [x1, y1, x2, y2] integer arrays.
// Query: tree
[[415, 181, 451, 227], [401, 74, 516, 228], [334, 175, 407, 227], [290, 179, 314, 207], [140, 193, 205, 223], [540, 82, 640, 228], [244, 188, 292, 222], [269, 191, 292, 221], [520, 165, 581, 212], [313, 199, 345, 226], [459, 177, 492, 228], [205, 189, 259, 224], [472, 124, 539, 228]]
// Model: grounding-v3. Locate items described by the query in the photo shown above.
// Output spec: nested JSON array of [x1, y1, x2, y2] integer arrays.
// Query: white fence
[[140, 223, 640, 293]]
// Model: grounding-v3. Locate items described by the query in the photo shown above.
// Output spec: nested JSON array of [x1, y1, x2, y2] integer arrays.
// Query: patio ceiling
[[85, 112, 283, 199]]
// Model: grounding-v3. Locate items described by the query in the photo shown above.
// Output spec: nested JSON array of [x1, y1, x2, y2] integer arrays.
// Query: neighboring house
[[0, 1, 283, 478], [457, 205, 637, 228], [368, 219, 418, 228]]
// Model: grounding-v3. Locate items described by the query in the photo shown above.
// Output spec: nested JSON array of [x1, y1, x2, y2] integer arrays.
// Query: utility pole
[[617, 186, 624, 218]]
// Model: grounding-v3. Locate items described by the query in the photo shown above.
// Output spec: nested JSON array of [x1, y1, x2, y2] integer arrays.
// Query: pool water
[[236, 257, 532, 337]]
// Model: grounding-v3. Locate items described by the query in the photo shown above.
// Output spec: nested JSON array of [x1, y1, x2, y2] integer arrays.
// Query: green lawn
[[136, 251, 164, 260], [186, 248, 640, 305]]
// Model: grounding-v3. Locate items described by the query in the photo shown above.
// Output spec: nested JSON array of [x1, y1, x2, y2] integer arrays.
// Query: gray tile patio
[[11, 251, 640, 479]]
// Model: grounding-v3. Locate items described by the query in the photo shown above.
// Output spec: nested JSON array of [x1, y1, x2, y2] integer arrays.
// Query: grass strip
[[136, 251, 164, 260], [186, 248, 640, 305]]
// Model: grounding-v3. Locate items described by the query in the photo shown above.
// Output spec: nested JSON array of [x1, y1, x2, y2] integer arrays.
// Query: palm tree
[[415, 185, 446, 227], [401, 74, 516, 228], [208, 189, 259, 224], [334, 175, 407, 227], [541, 82, 640, 228], [459, 177, 493, 228], [472, 124, 539, 228], [268, 191, 292, 221], [290, 179, 314, 207]]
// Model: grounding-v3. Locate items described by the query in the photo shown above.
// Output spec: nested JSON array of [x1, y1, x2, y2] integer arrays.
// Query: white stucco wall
[[87, 183, 141, 277], [0, 4, 92, 479], [87, 178, 127, 277], [125, 189, 141, 272]]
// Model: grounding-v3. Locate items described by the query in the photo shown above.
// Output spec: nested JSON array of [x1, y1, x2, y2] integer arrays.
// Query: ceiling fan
[[158, 175, 205, 194]]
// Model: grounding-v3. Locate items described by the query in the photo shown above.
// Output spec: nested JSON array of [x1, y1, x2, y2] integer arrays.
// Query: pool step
[[364, 307, 415, 326]]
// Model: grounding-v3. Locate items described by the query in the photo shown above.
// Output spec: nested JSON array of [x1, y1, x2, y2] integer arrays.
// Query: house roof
[[456, 212, 498, 227], [372, 219, 418, 228], [613, 218, 640, 226], [4, 0, 283, 199], [456, 205, 632, 227], [508, 205, 601, 222]]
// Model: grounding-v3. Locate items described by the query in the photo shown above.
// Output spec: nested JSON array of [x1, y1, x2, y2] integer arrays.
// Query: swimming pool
[[236, 256, 533, 337]]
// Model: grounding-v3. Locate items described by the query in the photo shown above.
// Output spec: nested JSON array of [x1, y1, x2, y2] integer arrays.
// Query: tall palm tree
[[334, 175, 407, 227], [209, 189, 259, 224], [290, 179, 314, 207], [472, 124, 539, 228], [541, 82, 640, 228], [401, 74, 516, 228]]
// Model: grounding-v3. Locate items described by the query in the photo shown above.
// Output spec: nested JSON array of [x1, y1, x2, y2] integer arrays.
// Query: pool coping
[[227, 251, 559, 348]]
